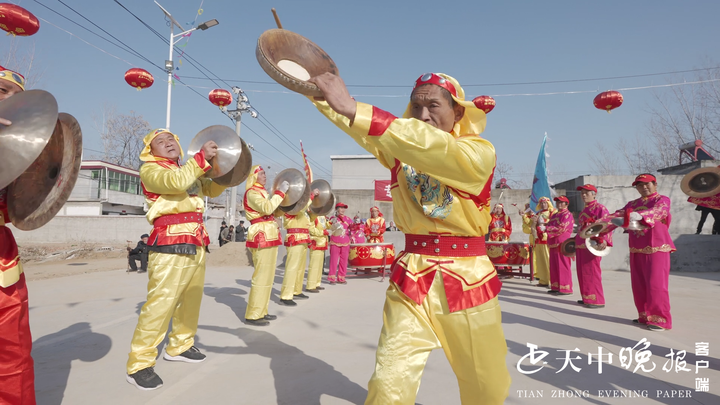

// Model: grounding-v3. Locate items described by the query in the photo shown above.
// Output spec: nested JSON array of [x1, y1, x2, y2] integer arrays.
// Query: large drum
[[348, 243, 395, 279], [487, 242, 531, 266]]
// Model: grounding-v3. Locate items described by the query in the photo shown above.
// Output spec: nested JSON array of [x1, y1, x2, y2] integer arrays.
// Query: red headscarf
[[370, 206, 383, 217]]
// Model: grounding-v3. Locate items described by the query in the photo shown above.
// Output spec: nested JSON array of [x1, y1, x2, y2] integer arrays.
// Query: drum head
[[256, 29, 339, 97]]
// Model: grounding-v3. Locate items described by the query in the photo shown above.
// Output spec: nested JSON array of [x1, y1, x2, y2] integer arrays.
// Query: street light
[[155, 1, 219, 129]]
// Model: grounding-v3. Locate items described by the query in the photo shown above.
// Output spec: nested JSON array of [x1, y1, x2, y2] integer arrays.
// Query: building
[[58, 160, 145, 216], [330, 155, 393, 220]]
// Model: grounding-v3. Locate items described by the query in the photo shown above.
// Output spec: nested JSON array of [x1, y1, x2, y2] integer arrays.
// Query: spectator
[[236, 220, 247, 242], [128, 234, 149, 273], [220, 224, 232, 247], [695, 205, 720, 234], [218, 221, 227, 246]]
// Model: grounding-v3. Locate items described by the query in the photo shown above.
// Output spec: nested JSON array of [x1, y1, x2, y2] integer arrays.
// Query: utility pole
[[223, 87, 257, 226]]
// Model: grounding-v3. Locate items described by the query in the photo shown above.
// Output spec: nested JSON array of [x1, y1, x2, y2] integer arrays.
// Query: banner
[[530, 133, 553, 211], [299, 141, 313, 184], [374, 180, 392, 202]]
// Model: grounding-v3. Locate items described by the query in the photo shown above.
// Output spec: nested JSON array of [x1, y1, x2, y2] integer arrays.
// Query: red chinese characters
[[473, 95, 496, 114]]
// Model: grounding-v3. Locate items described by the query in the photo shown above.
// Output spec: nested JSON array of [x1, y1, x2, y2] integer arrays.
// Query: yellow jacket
[[140, 155, 225, 247], [243, 183, 285, 248], [308, 213, 329, 250], [282, 198, 314, 246]]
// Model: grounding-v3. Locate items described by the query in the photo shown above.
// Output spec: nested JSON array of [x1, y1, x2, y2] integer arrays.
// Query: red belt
[[287, 228, 309, 234], [153, 212, 203, 227], [404, 234, 487, 257], [250, 215, 274, 225]]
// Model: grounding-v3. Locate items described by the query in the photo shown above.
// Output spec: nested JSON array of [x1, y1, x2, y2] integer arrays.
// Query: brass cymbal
[[0, 90, 59, 189], [187, 125, 247, 183], [8, 113, 83, 230], [585, 237, 612, 257], [271, 168, 310, 209], [680, 167, 720, 198], [578, 221, 608, 239], [212, 137, 252, 187], [560, 238, 576, 258], [310, 179, 331, 209], [310, 192, 335, 217]]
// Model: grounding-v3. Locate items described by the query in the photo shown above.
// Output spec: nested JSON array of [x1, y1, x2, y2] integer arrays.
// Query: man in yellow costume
[[279, 192, 318, 305], [126, 129, 224, 390], [306, 211, 329, 293], [529, 197, 554, 287], [309, 72, 511, 404], [243, 165, 289, 324]]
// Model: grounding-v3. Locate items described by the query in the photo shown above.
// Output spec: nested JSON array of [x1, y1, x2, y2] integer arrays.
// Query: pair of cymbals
[[0, 90, 83, 231], [270, 168, 311, 215], [187, 125, 252, 187], [309, 179, 335, 217], [681, 166, 720, 198]]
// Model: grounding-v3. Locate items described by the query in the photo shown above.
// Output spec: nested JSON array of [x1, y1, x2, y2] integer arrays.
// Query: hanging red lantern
[[593, 90, 623, 113], [473, 95, 496, 114], [209, 88, 233, 107], [124, 68, 154, 91], [0, 3, 40, 36]]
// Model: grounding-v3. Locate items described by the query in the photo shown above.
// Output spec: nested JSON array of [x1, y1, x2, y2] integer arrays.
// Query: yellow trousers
[[245, 246, 279, 320], [127, 249, 205, 374], [281, 244, 308, 299], [307, 249, 325, 290], [366, 272, 510, 405], [534, 244, 550, 285]]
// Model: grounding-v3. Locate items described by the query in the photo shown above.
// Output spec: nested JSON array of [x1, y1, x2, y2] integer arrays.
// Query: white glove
[[278, 181, 290, 194], [629, 212, 642, 221], [539, 225, 546, 232]]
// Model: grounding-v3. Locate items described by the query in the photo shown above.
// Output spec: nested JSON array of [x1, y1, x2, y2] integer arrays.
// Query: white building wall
[[331, 155, 390, 190]]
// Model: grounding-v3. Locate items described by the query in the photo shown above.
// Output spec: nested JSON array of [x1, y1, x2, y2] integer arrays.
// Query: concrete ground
[[26, 254, 720, 405]]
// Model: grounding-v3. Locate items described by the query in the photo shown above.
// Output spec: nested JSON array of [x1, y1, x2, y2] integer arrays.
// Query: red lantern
[[124, 68, 154, 91], [473, 95, 496, 114], [209, 88, 233, 107], [0, 4, 40, 36], [593, 90, 623, 113]]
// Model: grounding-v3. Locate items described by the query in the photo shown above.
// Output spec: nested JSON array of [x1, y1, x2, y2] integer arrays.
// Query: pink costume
[[328, 213, 352, 282], [349, 217, 366, 244], [575, 200, 612, 305], [607, 192, 675, 329], [546, 207, 574, 293]]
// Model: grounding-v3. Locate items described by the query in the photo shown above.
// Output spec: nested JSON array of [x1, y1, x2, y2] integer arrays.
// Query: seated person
[[128, 234, 149, 273]]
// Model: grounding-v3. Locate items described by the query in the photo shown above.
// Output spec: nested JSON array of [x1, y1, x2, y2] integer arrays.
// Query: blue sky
[[6, 0, 720, 186]]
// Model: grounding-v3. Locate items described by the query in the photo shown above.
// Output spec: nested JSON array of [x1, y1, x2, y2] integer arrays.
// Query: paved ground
[[25, 256, 720, 405]]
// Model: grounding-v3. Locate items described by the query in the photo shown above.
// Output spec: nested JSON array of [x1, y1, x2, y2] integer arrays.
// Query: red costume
[[488, 204, 512, 242], [365, 206, 386, 243]]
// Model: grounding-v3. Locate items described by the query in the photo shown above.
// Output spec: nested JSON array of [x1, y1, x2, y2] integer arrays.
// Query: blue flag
[[530, 134, 552, 212]]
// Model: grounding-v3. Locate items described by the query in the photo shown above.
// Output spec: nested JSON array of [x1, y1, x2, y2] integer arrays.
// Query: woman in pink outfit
[[349, 215, 366, 243], [327, 202, 352, 284]]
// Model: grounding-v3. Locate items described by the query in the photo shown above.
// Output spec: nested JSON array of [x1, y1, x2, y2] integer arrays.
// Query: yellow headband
[[140, 128, 184, 162], [0, 66, 25, 91], [402, 73, 486, 137]]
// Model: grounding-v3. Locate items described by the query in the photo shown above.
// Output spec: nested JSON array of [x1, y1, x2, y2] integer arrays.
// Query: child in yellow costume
[[527, 197, 554, 287], [126, 129, 225, 391], [279, 193, 317, 305], [243, 166, 288, 325], [306, 212, 329, 293], [309, 72, 511, 404]]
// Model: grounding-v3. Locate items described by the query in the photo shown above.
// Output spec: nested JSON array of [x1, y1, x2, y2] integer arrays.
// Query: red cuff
[[368, 106, 397, 136], [193, 150, 211, 172], [323, 230, 329, 236], [310, 194, 316, 201], [274, 190, 286, 198]]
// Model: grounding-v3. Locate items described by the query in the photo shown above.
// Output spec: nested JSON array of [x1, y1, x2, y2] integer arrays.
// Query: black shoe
[[547, 290, 559, 294], [127, 268, 138, 272], [316, 286, 325, 290], [585, 304, 605, 309], [293, 293, 309, 299], [577, 300, 585, 305], [305, 288, 320, 293], [263, 314, 277, 320], [163, 346, 206, 363], [137, 269, 147, 274], [632, 319, 640, 324], [647, 324, 666, 332], [279, 299, 297, 306], [557, 292, 573, 296], [126, 367, 163, 391], [322, 271, 329, 275], [245, 318, 270, 326]]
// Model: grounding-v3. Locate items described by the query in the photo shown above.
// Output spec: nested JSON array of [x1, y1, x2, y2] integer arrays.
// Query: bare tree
[[94, 104, 152, 170], [588, 141, 622, 175], [0, 39, 45, 89]]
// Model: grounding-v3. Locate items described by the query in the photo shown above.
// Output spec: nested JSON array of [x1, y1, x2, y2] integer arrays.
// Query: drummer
[[489, 203, 512, 242], [365, 206, 386, 243], [126, 129, 224, 390], [546, 196, 574, 295], [0, 67, 35, 404], [327, 202, 352, 284], [575, 184, 612, 309], [604, 174, 675, 331], [309, 72, 510, 403], [243, 166, 289, 320]]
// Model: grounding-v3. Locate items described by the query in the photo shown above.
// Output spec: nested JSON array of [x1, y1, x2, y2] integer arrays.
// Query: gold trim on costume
[[582, 294, 596, 301], [647, 314, 667, 324], [629, 244, 674, 254]]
